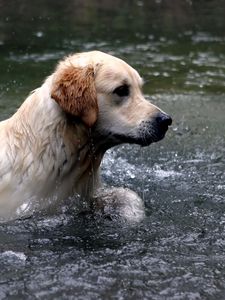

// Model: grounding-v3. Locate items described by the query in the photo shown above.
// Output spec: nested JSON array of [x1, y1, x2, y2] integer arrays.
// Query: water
[[0, 0, 225, 299]]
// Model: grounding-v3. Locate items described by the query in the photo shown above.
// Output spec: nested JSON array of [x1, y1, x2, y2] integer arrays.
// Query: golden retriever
[[0, 51, 172, 222]]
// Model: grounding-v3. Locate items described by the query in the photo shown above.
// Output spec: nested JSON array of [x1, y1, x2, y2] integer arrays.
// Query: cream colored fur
[[0, 51, 170, 222]]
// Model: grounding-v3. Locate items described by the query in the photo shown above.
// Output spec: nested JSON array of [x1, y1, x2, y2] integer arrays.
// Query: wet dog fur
[[0, 51, 172, 221]]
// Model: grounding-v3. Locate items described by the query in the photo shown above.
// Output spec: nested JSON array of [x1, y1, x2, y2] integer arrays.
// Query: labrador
[[0, 51, 172, 221]]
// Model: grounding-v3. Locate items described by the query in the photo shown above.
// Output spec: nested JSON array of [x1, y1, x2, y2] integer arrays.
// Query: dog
[[0, 51, 172, 222]]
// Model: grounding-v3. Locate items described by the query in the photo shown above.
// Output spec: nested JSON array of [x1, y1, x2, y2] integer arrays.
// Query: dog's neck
[[9, 81, 104, 200]]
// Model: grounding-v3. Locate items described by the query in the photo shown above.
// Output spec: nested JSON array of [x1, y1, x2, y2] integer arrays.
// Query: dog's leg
[[92, 187, 145, 222]]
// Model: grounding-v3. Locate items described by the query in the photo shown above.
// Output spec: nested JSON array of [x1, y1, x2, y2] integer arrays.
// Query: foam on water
[[2, 251, 27, 261]]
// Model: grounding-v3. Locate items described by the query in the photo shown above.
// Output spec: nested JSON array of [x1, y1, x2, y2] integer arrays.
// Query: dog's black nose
[[156, 112, 172, 127]]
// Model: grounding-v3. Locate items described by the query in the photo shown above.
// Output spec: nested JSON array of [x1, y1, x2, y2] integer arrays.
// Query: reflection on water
[[0, 0, 225, 299]]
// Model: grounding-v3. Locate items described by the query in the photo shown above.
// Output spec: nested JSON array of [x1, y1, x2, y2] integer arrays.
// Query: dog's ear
[[51, 65, 98, 127]]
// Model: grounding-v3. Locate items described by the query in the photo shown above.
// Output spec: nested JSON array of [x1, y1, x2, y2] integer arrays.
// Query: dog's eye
[[113, 84, 129, 97]]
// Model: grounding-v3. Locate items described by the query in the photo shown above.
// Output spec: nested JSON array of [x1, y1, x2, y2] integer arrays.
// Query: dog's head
[[51, 51, 172, 147]]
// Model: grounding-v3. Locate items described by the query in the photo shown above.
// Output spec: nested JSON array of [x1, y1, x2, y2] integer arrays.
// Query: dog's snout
[[156, 112, 172, 127]]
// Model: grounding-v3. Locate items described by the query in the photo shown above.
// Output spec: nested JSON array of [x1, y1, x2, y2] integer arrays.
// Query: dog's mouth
[[114, 130, 165, 147], [92, 115, 172, 149], [113, 121, 170, 147]]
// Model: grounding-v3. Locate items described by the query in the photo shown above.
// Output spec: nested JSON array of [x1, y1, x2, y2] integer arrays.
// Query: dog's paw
[[92, 187, 145, 223]]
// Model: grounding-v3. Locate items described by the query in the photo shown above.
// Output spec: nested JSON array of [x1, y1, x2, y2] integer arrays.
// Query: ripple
[[153, 168, 182, 179], [1, 250, 27, 261], [8, 51, 66, 63], [192, 32, 225, 43]]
